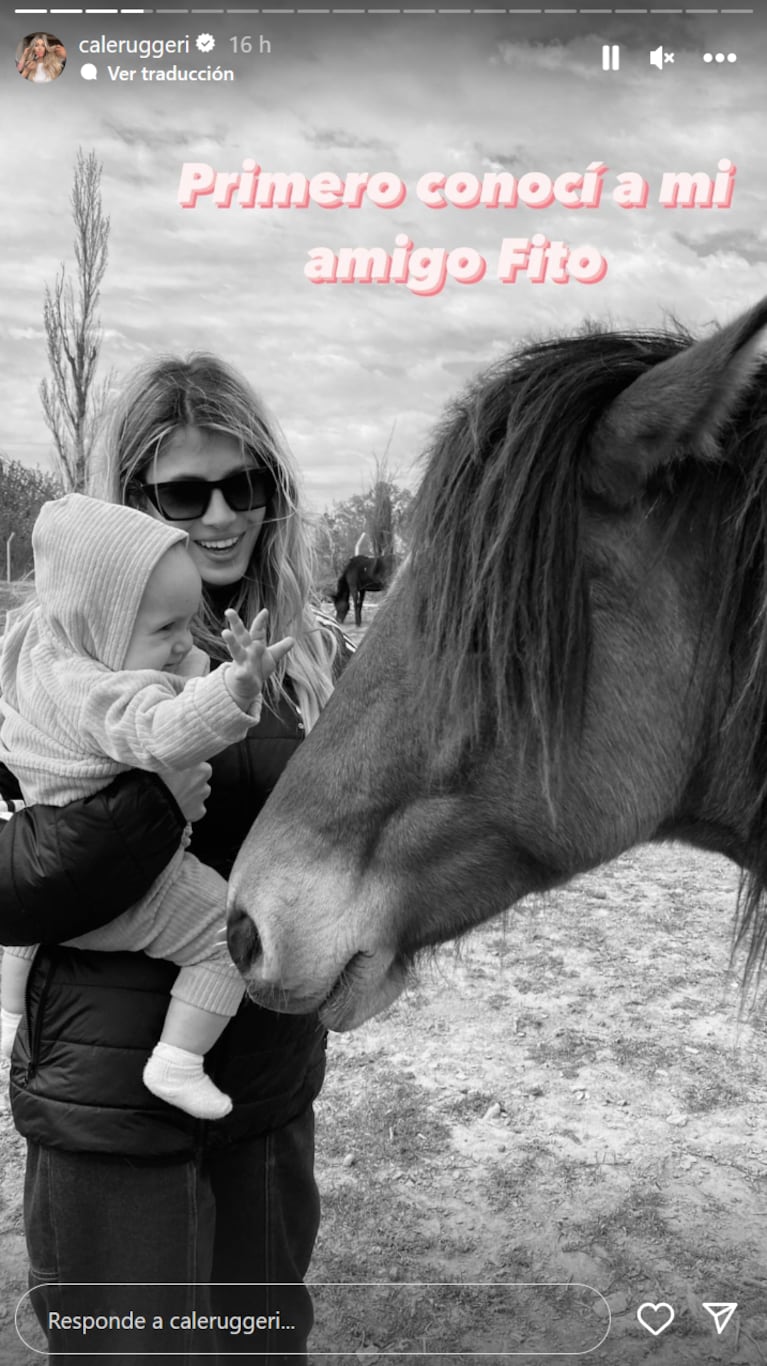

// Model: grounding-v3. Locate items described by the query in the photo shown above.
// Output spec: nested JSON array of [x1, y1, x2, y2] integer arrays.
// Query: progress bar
[[12, 6, 759, 13]]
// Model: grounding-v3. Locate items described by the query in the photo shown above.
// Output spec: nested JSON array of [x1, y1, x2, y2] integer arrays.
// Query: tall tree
[[40, 148, 111, 492]]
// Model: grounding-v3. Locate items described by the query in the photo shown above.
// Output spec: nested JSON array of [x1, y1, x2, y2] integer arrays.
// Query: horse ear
[[586, 298, 767, 506]]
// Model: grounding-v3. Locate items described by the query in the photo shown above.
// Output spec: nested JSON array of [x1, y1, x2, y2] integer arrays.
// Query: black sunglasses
[[139, 468, 276, 522]]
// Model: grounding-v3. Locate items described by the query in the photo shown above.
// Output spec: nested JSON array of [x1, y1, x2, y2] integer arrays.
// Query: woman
[[17, 34, 66, 82], [0, 355, 348, 1364]]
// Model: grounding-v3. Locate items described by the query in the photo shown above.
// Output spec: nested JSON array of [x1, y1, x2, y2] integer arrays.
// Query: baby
[[0, 493, 293, 1121]]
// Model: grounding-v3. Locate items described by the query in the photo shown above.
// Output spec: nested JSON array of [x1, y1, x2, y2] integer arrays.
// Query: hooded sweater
[[0, 494, 257, 804]]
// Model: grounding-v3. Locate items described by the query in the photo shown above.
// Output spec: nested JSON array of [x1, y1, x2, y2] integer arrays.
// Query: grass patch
[[525, 1029, 601, 1068], [318, 1065, 452, 1169]]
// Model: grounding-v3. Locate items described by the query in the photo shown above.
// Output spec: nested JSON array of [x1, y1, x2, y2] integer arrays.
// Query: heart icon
[[637, 1302, 675, 1336]]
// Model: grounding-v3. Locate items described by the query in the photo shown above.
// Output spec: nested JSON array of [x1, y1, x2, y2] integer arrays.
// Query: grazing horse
[[331, 554, 389, 627], [228, 299, 767, 1032]]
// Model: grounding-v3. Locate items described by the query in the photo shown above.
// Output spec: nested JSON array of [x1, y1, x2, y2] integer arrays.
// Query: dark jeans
[[22, 1108, 319, 1365]]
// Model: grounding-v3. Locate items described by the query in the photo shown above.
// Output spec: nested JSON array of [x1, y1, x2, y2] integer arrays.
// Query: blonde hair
[[20, 34, 64, 79], [93, 354, 335, 730]]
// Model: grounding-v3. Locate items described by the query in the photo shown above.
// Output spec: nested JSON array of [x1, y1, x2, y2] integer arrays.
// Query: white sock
[[143, 1041, 233, 1120], [0, 1008, 22, 1062]]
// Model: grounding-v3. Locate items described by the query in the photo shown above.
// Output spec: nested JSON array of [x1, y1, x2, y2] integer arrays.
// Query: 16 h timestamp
[[229, 35, 272, 55]]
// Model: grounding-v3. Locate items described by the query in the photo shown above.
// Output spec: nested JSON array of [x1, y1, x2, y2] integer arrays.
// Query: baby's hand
[[221, 608, 294, 713]]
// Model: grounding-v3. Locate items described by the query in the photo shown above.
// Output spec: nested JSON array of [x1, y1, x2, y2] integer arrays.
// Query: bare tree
[[364, 426, 402, 563], [368, 452, 396, 561], [40, 148, 112, 492]]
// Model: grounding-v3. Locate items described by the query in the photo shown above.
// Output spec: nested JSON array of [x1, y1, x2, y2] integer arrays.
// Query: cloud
[[103, 117, 232, 154], [672, 229, 767, 265], [309, 128, 393, 156]]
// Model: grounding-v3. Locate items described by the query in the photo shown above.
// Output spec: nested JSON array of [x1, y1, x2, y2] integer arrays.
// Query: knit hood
[[4, 495, 189, 677]]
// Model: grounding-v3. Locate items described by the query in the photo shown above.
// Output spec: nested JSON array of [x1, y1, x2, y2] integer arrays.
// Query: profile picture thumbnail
[[16, 32, 67, 83]]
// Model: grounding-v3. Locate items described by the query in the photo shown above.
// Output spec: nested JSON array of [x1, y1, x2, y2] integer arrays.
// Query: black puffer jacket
[[3, 692, 327, 1158]]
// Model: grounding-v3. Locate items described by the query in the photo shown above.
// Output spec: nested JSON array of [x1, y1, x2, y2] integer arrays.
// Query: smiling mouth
[[197, 535, 242, 553]]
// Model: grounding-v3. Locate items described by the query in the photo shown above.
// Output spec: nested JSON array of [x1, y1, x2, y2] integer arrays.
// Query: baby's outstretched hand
[[221, 608, 294, 713]]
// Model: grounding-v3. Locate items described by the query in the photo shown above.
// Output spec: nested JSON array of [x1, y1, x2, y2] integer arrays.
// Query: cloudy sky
[[0, 4, 764, 510]]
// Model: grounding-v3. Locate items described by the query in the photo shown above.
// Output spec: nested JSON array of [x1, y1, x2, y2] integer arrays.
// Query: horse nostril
[[227, 905, 262, 974]]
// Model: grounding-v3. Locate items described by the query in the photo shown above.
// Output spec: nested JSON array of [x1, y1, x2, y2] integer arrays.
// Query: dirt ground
[[1, 601, 766, 1362], [308, 842, 767, 1364]]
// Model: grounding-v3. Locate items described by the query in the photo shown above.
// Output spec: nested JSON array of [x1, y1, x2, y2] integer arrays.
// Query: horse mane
[[708, 370, 767, 990], [410, 325, 691, 764], [407, 323, 767, 991]]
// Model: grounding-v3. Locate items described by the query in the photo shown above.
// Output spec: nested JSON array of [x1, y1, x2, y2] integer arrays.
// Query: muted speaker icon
[[650, 45, 674, 68]]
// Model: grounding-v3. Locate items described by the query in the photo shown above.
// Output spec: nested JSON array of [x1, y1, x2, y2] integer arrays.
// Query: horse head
[[229, 299, 767, 1029]]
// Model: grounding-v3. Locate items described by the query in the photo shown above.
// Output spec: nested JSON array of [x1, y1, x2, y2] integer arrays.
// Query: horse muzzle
[[226, 896, 406, 1028]]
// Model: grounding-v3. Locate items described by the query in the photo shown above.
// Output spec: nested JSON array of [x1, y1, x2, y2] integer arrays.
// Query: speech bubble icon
[[80, 63, 98, 80]]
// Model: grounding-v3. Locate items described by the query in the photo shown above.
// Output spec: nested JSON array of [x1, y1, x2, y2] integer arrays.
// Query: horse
[[228, 298, 767, 1033], [331, 554, 389, 627]]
